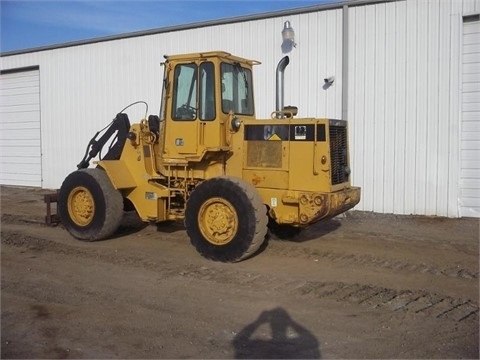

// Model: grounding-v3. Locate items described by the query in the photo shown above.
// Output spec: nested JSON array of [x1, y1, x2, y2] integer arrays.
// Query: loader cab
[[160, 52, 256, 161]]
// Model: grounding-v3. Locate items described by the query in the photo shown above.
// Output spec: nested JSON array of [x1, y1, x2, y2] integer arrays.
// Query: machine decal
[[288, 124, 314, 141], [294, 126, 307, 140], [244, 124, 325, 142], [268, 134, 281, 141], [244, 125, 289, 141], [145, 192, 158, 200]]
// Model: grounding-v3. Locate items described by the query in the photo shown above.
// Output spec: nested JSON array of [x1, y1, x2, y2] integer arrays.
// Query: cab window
[[172, 62, 216, 121], [199, 62, 215, 121], [221, 63, 254, 115], [172, 63, 197, 120]]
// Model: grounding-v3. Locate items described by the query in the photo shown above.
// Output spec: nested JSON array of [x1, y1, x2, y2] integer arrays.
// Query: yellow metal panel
[[126, 185, 166, 221], [166, 121, 198, 154], [246, 141, 283, 168], [288, 141, 331, 193], [243, 169, 289, 190], [97, 160, 136, 189]]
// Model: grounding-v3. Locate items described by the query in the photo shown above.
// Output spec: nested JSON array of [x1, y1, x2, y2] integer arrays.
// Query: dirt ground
[[0, 185, 478, 359]]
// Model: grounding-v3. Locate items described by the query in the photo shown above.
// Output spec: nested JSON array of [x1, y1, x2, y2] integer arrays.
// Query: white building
[[1, 0, 479, 217]]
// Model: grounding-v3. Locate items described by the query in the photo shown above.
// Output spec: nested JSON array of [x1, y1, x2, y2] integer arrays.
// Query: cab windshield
[[221, 62, 254, 116]]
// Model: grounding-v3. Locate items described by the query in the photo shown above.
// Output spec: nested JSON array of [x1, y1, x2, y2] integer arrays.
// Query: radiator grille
[[329, 125, 349, 185]]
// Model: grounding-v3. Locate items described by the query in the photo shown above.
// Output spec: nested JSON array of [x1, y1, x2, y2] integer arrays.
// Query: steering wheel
[[177, 104, 196, 119]]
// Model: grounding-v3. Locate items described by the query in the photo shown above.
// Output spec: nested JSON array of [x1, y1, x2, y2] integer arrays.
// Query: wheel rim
[[198, 197, 238, 245], [67, 186, 95, 226]]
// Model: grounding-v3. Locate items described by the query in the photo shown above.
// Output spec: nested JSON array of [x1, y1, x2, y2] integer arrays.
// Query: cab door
[[169, 62, 198, 155], [197, 61, 223, 151]]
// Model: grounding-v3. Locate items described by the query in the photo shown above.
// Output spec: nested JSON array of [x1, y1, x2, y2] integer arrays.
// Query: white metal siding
[[460, 19, 480, 217], [348, 0, 480, 217], [0, 70, 42, 187]]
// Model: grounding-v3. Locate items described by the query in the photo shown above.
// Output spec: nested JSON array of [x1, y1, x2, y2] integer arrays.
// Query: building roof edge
[[1, 0, 392, 57]]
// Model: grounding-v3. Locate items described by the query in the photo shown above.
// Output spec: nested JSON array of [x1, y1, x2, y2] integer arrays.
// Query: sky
[[0, 0, 339, 53]]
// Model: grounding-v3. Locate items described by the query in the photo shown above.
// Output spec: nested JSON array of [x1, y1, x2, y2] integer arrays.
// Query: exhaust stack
[[276, 56, 290, 118]]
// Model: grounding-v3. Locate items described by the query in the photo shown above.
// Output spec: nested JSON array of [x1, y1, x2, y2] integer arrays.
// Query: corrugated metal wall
[[348, 0, 480, 217], [1, 0, 479, 217]]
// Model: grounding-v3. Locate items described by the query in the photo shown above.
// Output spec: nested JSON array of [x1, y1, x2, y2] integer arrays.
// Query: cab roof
[[163, 51, 261, 66]]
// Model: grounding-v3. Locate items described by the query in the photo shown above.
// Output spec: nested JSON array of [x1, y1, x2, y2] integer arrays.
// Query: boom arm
[[77, 113, 130, 169]]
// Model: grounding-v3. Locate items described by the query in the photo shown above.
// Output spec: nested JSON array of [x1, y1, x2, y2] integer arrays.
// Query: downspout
[[342, 4, 349, 120]]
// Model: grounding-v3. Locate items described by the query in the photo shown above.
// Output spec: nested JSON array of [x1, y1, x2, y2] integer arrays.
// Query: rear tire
[[58, 168, 123, 241], [185, 176, 268, 262]]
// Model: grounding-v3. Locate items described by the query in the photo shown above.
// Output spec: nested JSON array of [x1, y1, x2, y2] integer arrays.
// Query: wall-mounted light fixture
[[282, 21, 295, 43], [323, 76, 335, 90], [324, 76, 335, 85], [281, 20, 296, 53]]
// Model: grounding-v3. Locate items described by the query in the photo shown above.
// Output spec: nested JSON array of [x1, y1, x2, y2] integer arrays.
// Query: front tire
[[185, 177, 268, 262], [58, 168, 123, 241]]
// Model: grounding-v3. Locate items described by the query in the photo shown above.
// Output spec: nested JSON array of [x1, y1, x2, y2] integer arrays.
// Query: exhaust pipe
[[276, 56, 290, 118]]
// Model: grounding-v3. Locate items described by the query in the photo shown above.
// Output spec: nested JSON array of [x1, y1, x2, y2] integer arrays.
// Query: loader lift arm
[[77, 113, 130, 169]]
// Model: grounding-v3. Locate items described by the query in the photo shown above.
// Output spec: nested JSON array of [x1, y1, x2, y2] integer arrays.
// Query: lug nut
[[300, 213, 309, 223]]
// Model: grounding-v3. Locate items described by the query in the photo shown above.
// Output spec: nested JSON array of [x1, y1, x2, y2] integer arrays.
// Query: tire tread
[[58, 168, 123, 241], [185, 176, 267, 262]]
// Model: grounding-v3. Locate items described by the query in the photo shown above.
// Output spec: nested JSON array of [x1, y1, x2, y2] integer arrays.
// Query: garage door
[[0, 67, 42, 187], [460, 17, 480, 217]]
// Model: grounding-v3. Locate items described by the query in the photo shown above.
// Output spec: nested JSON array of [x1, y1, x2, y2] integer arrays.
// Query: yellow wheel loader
[[58, 51, 360, 262]]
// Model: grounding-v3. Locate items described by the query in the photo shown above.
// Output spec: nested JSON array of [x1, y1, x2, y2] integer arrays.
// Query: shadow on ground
[[233, 307, 321, 359]]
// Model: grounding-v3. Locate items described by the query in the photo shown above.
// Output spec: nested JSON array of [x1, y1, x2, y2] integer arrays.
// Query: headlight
[[231, 117, 241, 132]]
